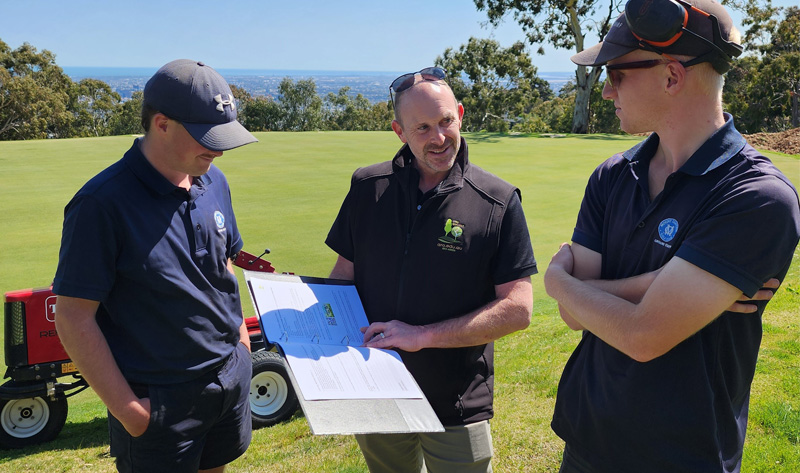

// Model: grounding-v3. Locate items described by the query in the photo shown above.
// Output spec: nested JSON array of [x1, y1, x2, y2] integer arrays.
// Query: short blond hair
[[672, 24, 739, 98], [671, 54, 724, 99]]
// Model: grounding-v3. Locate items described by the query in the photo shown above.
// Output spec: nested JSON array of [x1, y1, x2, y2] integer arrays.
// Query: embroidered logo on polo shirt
[[437, 218, 464, 252], [214, 211, 226, 232], [654, 218, 678, 248]]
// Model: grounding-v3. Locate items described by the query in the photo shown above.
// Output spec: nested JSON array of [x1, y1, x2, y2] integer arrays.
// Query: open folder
[[244, 270, 444, 435]]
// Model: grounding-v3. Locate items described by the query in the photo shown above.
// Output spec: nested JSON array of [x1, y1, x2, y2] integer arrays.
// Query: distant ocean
[[62, 67, 405, 78], [62, 67, 574, 102]]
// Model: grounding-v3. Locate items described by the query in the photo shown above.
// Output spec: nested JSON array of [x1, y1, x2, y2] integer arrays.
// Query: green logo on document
[[323, 303, 337, 326]]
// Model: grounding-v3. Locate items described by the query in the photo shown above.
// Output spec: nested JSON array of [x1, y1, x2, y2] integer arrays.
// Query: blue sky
[[0, 0, 792, 74]]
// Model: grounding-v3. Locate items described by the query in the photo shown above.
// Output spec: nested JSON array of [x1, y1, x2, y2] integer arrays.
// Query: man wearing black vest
[[326, 67, 537, 473]]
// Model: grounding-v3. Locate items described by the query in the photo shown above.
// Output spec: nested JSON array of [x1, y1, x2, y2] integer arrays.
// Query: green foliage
[[435, 37, 554, 132], [724, 5, 800, 131], [107, 90, 144, 136], [517, 95, 574, 133], [68, 78, 122, 137], [239, 95, 284, 131], [0, 38, 137, 140], [0, 39, 73, 139], [473, 0, 621, 133], [323, 86, 392, 131], [473, 0, 620, 52], [6, 11, 800, 142], [278, 77, 323, 131], [236, 81, 392, 132], [588, 79, 621, 134]]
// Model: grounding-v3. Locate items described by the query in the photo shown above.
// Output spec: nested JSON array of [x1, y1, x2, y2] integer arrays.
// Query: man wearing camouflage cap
[[543, 0, 800, 471], [54, 59, 257, 472]]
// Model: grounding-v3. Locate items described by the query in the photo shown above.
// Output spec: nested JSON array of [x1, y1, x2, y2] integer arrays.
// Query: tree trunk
[[792, 82, 799, 128], [571, 65, 602, 134], [572, 66, 590, 134]]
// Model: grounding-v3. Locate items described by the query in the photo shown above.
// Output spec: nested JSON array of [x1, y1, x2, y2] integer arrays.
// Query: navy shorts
[[109, 343, 253, 472]]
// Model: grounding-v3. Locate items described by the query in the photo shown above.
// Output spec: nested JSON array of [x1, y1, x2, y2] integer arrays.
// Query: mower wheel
[[249, 350, 298, 428], [0, 392, 68, 449]]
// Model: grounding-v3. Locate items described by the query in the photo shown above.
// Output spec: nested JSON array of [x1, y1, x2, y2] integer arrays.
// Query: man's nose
[[432, 126, 448, 143], [601, 80, 616, 100]]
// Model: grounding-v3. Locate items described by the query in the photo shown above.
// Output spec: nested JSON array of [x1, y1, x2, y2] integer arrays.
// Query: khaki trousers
[[355, 420, 493, 473]]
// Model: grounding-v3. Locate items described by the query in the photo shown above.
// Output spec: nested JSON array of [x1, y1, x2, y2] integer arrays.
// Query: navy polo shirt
[[552, 116, 800, 472], [54, 139, 244, 384]]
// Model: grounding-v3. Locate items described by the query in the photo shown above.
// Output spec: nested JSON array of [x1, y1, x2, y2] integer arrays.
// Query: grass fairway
[[0, 132, 797, 472]]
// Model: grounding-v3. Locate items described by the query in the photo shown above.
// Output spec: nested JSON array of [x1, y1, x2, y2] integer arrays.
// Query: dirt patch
[[742, 128, 800, 156]]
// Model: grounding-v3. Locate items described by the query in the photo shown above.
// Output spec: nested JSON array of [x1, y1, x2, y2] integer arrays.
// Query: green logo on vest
[[438, 218, 464, 252]]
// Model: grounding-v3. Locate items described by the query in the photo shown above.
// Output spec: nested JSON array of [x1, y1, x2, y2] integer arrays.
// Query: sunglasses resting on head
[[389, 67, 447, 110]]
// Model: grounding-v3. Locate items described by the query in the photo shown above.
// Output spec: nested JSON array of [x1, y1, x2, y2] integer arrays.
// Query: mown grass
[[0, 132, 797, 472]]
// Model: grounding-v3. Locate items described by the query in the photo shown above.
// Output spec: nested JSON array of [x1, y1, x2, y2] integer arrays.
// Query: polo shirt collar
[[622, 113, 747, 177], [392, 137, 470, 194], [124, 138, 212, 196]]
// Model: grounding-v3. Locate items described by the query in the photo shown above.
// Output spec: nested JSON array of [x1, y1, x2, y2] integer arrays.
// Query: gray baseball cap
[[144, 59, 257, 151]]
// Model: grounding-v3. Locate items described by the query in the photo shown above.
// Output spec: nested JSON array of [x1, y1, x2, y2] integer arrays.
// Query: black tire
[[249, 350, 299, 428], [0, 393, 68, 449]]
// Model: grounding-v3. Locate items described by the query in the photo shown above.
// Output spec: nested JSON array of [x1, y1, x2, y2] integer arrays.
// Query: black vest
[[326, 138, 534, 425]]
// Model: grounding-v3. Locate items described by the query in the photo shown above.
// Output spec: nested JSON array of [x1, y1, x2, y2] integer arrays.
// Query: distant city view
[[63, 67, 574, 104]]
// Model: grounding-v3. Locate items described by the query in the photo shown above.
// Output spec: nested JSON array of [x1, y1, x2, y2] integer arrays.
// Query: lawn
[[0, 132, 798, 472]]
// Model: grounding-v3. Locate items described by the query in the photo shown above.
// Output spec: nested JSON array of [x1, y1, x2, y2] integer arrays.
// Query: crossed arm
[[545, 243, 777, 362], [329, 255, 533, 352]]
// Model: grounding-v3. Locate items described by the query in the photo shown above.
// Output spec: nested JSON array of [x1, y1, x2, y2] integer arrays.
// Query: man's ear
[[664, 62, 686, 95], [152, 113, 171, 133], [391, 120, 407, 143], [457, 103, 465, 128]]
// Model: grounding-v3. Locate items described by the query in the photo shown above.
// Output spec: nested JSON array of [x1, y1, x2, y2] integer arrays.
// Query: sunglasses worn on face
[[389, 67, 446, 110], [604, 57, 689, 89]]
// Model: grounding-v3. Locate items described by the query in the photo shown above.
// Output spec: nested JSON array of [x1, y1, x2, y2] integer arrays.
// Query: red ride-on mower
[[0, 250, 300, 449]]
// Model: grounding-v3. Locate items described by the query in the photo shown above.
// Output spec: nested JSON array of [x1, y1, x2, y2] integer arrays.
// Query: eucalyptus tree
[[108, 91, 144, 136], [0, 39, 73, 139], [474, 0, 622, 133], [724, 4, 800, 131], [70, 78, 121, 137], [278, 77, 323, 131], [436, 37, 553, 132]]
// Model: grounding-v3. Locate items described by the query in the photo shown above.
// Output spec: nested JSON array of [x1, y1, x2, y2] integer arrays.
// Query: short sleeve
[[325, 180, 357, 262], [675, 176, 800, 297], [572, 159, 621, 253], [492, 191, 538, 285], [53, 195, 119, 302]]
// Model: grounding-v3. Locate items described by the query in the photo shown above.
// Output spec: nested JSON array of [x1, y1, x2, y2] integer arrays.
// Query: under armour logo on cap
[[214, 94, 236, 112]]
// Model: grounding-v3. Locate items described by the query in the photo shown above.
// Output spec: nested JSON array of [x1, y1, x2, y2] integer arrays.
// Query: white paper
[[248, 277, 424, 400], [249, 279, 366, 346], [280, 344, 423, 400]]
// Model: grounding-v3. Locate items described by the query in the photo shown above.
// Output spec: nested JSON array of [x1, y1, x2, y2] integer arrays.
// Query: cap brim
[[183, 120, 258, 152], [571, 41, 637, 66]]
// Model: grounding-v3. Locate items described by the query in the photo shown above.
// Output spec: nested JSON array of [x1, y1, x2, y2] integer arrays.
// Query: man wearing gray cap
[[543, 0, 800, 472], [54, 59, 257, 472]]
